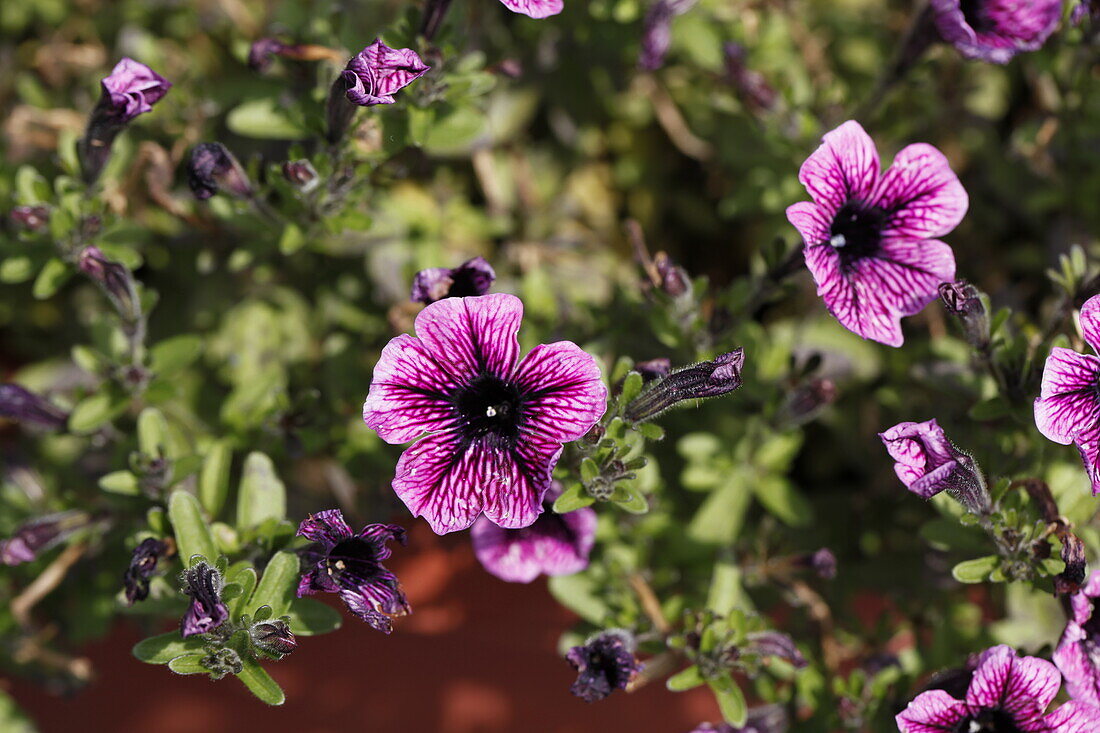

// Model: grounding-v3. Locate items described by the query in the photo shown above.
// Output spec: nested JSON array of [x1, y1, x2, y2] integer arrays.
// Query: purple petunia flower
[[296, 509, 410, 633], [1054, 570, 1100, 708], [0, 384, 69, 430], [929, 0, 1063, 64], [897, 645, 1100, 732], [566, 630, 643, 703], [880, 419, 988, 512], [122, 537, 169, 605], [411, 257, 497, 305], [471, 483, 597, 583], [1035, 295, 1100, 495], [99, 58, 172, 123], [498, 0, 564, 19], [78, 245, 140, 322], [181, 562, 230, 638], [10, 205, 49, 231], [342, 39, 430, 107], [786, 121, 968, 347], [362, 293, 607, 535], [187, 143, 253, 200], [0, 511, 89, 566]]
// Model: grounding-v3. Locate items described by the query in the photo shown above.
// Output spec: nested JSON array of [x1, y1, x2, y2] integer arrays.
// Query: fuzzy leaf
[[666, 665, 706, 691], [708, 674, 748, 727], [99, 470, 140, 495], [553, 483, 595, 513], [236, 452, 286, 530], [132, 632, 205, 664], [167, 654, 208, 675], [149, 335, 203, 376], [285, 598, 343, 636], [199, 440, 233, 518], [235, 656, 285, 705], [250, 551, 299, 619], [952, 555, 1000, 584], [168, 490, 218, 568]]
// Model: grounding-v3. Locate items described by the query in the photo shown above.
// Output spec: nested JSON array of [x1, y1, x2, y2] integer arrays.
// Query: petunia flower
[[929, 0, 1063, 64], [295, 509, 410, 633], [880, 419, 989, 513], [566, 630, 643, 703], [0, 384, 69, 430], [181, 562, 230, 638], [470, 483, 597, 583], [498, 0, 564, 19], [410, 257, 496, 304], [896, 645, 1100, 732], [1034, 294, 1100, 495], [1054, 570, 1100, 708], [362, 293, 607, 535], [326, 39, 429, 142], [122, 537, 169, 605], [187, 143, 253, 200], [0, 511, 89, 566], [786, 120, 967, 347]]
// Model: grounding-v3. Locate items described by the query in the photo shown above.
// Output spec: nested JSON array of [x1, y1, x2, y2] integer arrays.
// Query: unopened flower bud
[[634, 358, 671, 382], [723, 43, 777, 113], [638, 0, 696, 71], [181, 562, 230, 637], [200, 647, 242, 680], [250, 618, 298, 657], [187, 143, 253, 200], [745, 631, 808, 668], [78, 246, 140, 322], [248, 38, 342, 72], [795, 547, 837, 579], [939, 280, 990, 350], [880, 419, 990, 515], [566, 630, 643, 703], [410, 257, 496, 304], [623, 349, 744, 423], [326, 40, 430, 143], [653, 251, 691, 298], [282, 159, 319, 192], [10, 205, 49, 231], [0, 384, 69, 429], [123, 537, 169, 605], [1, 511, 90, 565]]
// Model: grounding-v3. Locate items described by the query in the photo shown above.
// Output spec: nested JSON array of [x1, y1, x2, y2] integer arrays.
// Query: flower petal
[[1074, 424, 1100, 496], [873, 143, 968, 240], [895, 689, 968, 732], [471, 506, 597, 583], [482, 438, 563, 529], [863, 238, 957, 315], [786, 200, 833, 248], [498, 0, 564, 18], [1043, 701, 1100, 733], [1054, 630, 1100, 710], [297, 509, 354, 546], [363, 334, 462, 445], [356, 524, 407, 561], [414, 293, 523, 384], [798, 120, 880, 212], [805, 245, 905, 346], [1034, 347, 1100, 444], [514, 341, 608, 443], [391, 431, 485, 534], [1080, 294, 1100, 354], [967, 645, 1061, 716]]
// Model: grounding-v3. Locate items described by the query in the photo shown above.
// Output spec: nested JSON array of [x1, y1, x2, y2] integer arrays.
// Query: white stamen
[[968, 721, 980, 733], [830, 234, 847, 248], [334, 560, 346, 570], [486, 406, 497, 417]]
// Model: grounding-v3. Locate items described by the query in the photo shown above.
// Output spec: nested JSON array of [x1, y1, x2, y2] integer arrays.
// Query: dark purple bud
[[10, 205, 49, 231], [723, 43, 777, 113], [0, 384, 69, 429], [635, 358, 672, 382], [795, 547, 837, 580], [199, 647, 242, 680], [566, 630, 643, 703], [653, 251, 691, 298], [623, 349, 745, 423], [781, 377, 837, 425], [77, 245, 140, 322], [1, 511, 89, 565], [326, 40, 430, 143], [79, 58, 171, 184], [638, 0, 696, 71], [282, 159, 319, 192], [410, 257, 496, 304], [745, 631, 807, 668], [1072, 0, 1098, 25], [249, 618, 298, 657], [187, 143, 253, 200], [123, 537, 169, 605], [939, 280, 990, 349], [181, 562, 230, 637], [880, 419, 989, 514]]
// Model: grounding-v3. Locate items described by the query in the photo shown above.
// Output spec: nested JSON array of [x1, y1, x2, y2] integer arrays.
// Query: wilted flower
[[880, 419, 988, 513], [897, 645, 1100, 732], [250, 618, 298, 657], [326, 39, 430, 143], [471, 484, 597, 583], [181, 562, 230, 638], [79, 58, 171, 183], [638, 0, 696, 71], [690, 705, 788, 733], [1034, 294, 1100, 495], [723, 43, 777, 113], [296, 509, 410, 633], [939, 280, 990, 349], [410, 257, 496, 304], [498, 0, 564, 19], [623, 349, 744, 423], [786, 121, 967, 346], [10, 205, 49, 231], [282, 160, 319, 192], [123, 537, 169, 605], [929, 0, 1063, 64], [566, 630, 643, 703], [0, 511, 89, 566], [1054, 570, 1100, 707], [77, 245, 140, 322], [362, 293, 607, 534], [187, 143, 253, 200], [745, 631, 808, 668], [0, 384, 68, 429]]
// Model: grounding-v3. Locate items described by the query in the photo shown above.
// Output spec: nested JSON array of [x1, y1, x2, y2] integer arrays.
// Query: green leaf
[[32, 258, 72, 299], [99, 470, 140, 495], [132, 632, 205, 664], [167, 654, 208, 675], [137, 408, 170, 457], [250, 551, 299, 619], [279, 223, 305, 255], [706, 554, 745, 616], [547, 573, 608, 625], [149, 335, 203, 376], [751, 476, 813, 527], [952, 555, 1000, 584], [579, 458, 600, 484], [688, 473, 751, 544], [168, 491, 218, 568], [235, 655, 285, 705], [620, 371, 644, 406], [199, 440, 233, 518], [666, 665, 705, 691], [236, 452, 287, 530], [226, 98, 306, 140], [225, 564, 258, 620], [708, 674, 748, 727], [553, 483, 595, 513], [285, 598, 343, 636], [612, 486, 649, 514], [637, 422, 664, 441], [68, 393, 127, 433]]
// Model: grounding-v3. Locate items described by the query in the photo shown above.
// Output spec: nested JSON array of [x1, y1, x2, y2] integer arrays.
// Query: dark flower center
[[454, 374, 524, 447], [326, 537, 383, 589], [828, 200, 887, 267], [1082, 600, 1100, 668], [951, 709, 1021, 733], [448, 268, 492, 297], [959, 0, 993, 32]]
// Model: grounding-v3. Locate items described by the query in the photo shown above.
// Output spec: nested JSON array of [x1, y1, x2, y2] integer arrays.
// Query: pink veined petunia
[[930, 0, 1063, 65], [362, 293, 607, 535], [470, 483, 597, 583], [786, 120, 968, 347], [896, 644, 1100, 733], [1054, 569, 1100, 709], [1034, 294, 1100, 495], [100, 57, 172, 123], [342, 39, 430, 107], [498, 0, 564, 19]]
